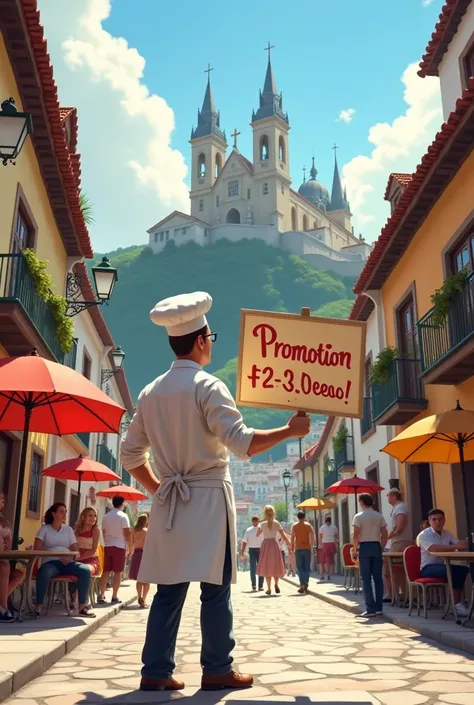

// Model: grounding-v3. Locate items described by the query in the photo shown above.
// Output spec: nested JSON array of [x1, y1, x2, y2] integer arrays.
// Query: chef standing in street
[[121, 292, 310, 693]]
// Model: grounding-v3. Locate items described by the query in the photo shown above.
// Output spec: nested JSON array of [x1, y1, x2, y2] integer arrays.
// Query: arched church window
[[260, 135, 269, 161], [215, 153, 222, 178], [226, 208, 240, 224], [291, 207, 297, 230], [302, 214, 308, 231], [263, 183, 269, 195], [279, 136, 286, 163], [198, 153, 206, 178]]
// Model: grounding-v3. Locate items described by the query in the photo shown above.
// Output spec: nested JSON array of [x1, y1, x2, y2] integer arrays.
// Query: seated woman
[[0, 492, 25, 623], [75, 507, 100, 575], [34, 502, 95, 618]]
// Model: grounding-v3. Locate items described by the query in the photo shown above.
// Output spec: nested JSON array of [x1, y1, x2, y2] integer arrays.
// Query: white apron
[[138, 466, 237, 586]]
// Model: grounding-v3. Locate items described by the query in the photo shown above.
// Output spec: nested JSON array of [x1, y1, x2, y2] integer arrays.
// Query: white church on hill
[[148, 51, 371, 278]]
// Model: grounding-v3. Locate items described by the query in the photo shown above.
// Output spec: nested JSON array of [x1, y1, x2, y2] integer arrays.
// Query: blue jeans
[[421, 563, 469, 590], [36, 560, 92, 605], [359, 542, 384, 613], [248, 548, 264, 589], [142, 529, 235, 679], [295, 548, 311, 586]]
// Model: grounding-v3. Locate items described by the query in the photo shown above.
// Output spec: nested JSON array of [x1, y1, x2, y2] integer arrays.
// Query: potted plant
[[332, 426, 348, 454], [430, 267, 469, 328], [369, 346, 398, 386]]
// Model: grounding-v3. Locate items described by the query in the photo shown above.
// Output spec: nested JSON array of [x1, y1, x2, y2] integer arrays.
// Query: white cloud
[[337, 108, 356, 123], [421, 0, 435, 6], [61, 0, 188, 210], [342, 63, 441, 240]]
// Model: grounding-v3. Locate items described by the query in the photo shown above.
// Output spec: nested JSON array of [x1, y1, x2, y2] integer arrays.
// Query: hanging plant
[[430, 267, 469, 328], [332, 426, 348, 454], [23, 249, 75, 354], [369, 346, 398, 386]]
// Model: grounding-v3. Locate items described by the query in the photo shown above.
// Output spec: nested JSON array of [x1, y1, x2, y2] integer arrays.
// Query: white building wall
[[438, 2, 474, 118]]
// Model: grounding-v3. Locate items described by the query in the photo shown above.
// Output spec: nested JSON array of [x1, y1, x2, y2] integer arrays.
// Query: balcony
[[96, 444, 116, 472], [0, 253, 72, 364], [334, 435, 355, 473], [299, 485, 313, 503], [324, 468, 339, 492], [76, 432, 90, 450], [360, 397, 374, 438], [418, 271, 474, 384], [372, 358, 427, 426], [122, 468, 132, 487]]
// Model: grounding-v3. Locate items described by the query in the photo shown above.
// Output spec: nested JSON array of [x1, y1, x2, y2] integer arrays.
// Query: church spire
[[252, 43, 289, 124], [309, 156, 317, 180], [191, 64, 227, 142], [328, 144, 349, 211]]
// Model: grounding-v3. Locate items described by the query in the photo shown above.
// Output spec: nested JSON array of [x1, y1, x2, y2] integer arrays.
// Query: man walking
[[352, 493, 387, 617], [382, 488, 412, 603], [241, 517, 264, 591], [121, 292, 310, 692], [98, 495, 131, 605], [291, 510, 315, 593], [319, 515, 339, 580]]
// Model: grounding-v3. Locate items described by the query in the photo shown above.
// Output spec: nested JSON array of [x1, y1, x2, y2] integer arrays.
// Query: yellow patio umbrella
[[297, 497, 336, 511], [381, 401, 474, 551]]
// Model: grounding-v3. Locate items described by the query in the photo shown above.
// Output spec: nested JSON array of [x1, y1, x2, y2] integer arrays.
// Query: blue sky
[[37, 0, 444, 253]]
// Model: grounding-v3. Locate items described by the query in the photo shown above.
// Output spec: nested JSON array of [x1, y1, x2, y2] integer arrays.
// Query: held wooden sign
[[236, 309, 366, 418]]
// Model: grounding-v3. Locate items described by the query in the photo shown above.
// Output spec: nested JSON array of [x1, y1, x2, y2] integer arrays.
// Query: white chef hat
[[149, 292, 213, 337]]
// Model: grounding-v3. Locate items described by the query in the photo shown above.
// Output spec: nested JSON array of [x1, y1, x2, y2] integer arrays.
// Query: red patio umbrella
[[326, 476, 384, 514], [96, 484, 148, 502], [42, 457, 121, 502], [0, 351, 125, 546]]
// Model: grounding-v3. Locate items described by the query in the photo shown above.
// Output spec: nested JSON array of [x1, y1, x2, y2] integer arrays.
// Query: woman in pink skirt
[[256, 505, 292, 595], [129, 514, 149, 607]]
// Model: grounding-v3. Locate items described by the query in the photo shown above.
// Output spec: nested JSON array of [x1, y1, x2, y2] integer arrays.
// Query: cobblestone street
[[3, 575, 474, 705]]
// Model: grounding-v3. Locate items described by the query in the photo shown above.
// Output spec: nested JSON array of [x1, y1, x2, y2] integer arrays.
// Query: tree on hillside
[[312, 299, 354, 319]]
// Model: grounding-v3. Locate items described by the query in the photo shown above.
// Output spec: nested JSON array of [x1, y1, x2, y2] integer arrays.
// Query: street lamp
[[66, 256, 118, 317], [101, 345, 126, 384], [0, 98, 33, 166], [292, 493, 298, 510], [283, 469, 291, 524]]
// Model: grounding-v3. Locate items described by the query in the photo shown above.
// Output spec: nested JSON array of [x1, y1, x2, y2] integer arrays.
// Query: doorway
[[69, 490, 80, 526], [366, 464, 380, 512], [226, 208, 240, 224], [341, 499, 350, 544], [452, 461, 474, 539], [407, 463, 433, 535], [54, 480, 66, 504]]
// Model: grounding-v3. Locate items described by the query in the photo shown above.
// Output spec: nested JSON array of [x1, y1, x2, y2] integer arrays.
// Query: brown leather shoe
[[140, 677, 185, 691], [201, 671, 253, 691]]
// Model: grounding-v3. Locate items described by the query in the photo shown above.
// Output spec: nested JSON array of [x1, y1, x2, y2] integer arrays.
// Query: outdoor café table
[[2, 549, 76, 620], [427, 550, 474, 626], [383, 551, 406, 607]]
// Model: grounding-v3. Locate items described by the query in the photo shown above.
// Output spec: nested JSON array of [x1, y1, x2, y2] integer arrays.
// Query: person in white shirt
[[319, 516, 339, 580], [241, 517, 264, 591], [417, 508, 469, 616], [382, 489, 413, 602], [352, 494, 388, 617], [98, 496, 131, 605]]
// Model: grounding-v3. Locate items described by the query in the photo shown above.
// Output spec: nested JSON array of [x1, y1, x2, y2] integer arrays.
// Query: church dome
[[298, 157, 330, 211]]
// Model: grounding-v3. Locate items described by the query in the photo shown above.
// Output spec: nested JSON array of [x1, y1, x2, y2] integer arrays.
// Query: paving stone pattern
[[4, 576, 474, 705]]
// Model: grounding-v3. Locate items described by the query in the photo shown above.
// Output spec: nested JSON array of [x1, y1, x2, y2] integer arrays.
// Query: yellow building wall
[[0, 33, 68, 290], [380, 150, 474, 533], [0, 32, 69, 541]]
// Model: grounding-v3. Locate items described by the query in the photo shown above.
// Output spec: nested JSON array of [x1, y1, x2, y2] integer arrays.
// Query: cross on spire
[[264, 42, 275, 61], [302, 165, 306, 181], [204, 63, 214, 81], [332, 143, 339, 159], [231, 128, 241, 149]]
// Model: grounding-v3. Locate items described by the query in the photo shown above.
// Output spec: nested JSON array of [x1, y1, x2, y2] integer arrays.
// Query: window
[[279, 135, 286, 163], [160, 232, 164, 241], [291, 207, 297, 230], [398, 295, 419, 359], [366, 465, 380, 513], [281, 183, 284, 195], [198, 153, 206, 178], [216, 195, 220, 207], [247, 188, 251, 200], [228, 180, 239, 197], [215, 153, 222, 178], [453, 232, 474, 273], [28, 451, 42, 515], [12, 208, 33, 254], [199, 199, 204, 212], [82, 350, 91, 380], [0, 432, 12, 495], [259, 135, 269, 161], [166, 231, 170, 241], [302, 214, 308, 231], [263, 183, 269, 195]]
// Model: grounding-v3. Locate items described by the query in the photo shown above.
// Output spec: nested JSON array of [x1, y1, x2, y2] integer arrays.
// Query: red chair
[[342, 543, 360, 593], [403, 545, 449, 619]]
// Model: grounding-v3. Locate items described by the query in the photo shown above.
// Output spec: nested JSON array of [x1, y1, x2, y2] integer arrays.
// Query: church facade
[[148, 53, 370, 277]]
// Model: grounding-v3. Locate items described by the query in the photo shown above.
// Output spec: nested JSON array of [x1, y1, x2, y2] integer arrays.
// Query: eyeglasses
[[202, 332, 217, 343]]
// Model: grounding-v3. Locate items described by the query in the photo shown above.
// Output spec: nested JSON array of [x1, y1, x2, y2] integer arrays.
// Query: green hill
[[91, 238, 355, 460]]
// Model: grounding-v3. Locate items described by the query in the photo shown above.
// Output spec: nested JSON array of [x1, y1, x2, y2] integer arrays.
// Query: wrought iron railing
[[63, 338, 78, 369], [324, 468, 339, 492], [76, 432, 90, 449], [360, 397, 373, 437], [299, 485, 313, 503], [96, 443, 116, 472], [121, 468, 132, 487], [418, 270, 474, 374], [335, 435, 355, 472], [372, 358, 426, 421], [0, 253, 72, 364]]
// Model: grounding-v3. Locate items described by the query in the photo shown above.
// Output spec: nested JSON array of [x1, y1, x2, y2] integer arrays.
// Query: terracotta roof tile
[[418, 0, 471, 77], [384, 173, 413, 201], [354, 79, 474, 296]]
